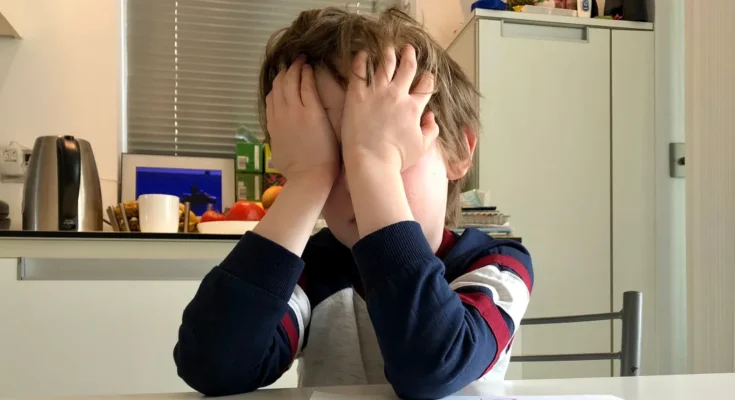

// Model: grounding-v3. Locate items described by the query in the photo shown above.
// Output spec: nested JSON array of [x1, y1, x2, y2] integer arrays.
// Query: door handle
[[501, 20, 589, 43], [669, 143, 685, 178]]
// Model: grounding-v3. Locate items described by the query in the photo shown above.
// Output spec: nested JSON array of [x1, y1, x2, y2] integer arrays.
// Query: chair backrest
[[510, 291, 643, 377]]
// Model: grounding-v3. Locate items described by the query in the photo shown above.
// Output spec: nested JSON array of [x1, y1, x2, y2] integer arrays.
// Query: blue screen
[[135, 167, 223, 215]]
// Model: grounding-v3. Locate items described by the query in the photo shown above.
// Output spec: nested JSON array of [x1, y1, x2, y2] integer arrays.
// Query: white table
[[24, 374, 735, 400]]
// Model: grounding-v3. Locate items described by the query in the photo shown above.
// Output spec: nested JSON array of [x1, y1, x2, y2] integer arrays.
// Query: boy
[[174, 7, 533, 400]]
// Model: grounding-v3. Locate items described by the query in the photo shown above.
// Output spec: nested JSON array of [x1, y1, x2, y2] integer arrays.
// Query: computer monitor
[[121, 154, 235, 215]]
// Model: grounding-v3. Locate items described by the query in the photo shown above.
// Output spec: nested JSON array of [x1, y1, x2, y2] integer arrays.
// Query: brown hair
[[258, 7, 479, 227]]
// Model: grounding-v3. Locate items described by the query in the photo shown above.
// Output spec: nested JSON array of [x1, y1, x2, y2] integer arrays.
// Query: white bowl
[[197, 220, 258, 235]]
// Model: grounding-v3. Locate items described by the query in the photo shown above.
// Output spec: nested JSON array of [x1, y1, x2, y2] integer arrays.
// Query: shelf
[[0, 11, 20, 39], [471, 9, 653, 31]]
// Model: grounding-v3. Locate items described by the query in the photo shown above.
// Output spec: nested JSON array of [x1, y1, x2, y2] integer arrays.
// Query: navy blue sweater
[[174, 221, 533, 399]]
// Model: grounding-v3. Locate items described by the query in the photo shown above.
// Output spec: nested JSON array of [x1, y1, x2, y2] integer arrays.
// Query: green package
[[235, 142, 263, 173], [236, 172, 263, 201]]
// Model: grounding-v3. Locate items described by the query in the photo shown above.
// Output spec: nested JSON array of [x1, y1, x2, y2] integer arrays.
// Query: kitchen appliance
[[0, 141, 32, 178], [22, 135, 103, 231], [121, 153, 234, 216]]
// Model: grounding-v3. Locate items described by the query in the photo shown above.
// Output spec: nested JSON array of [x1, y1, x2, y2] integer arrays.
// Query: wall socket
[[0, 145, 32, 183]]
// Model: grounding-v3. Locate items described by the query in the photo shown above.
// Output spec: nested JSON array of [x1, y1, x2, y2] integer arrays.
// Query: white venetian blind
[[125, 0, 403, 157]]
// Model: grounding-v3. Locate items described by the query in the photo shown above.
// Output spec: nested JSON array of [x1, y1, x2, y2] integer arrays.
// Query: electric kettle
[[22, 135, 103, 231]]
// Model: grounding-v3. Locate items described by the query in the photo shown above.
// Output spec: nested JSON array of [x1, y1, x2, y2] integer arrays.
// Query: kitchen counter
[[0, 230, 522, 260], [0, 230, 244, 240]]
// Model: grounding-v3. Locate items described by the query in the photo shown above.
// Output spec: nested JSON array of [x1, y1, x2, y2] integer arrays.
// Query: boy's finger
[[413, 71, 435, 96], [376, 47, 397, 87], [393, 45, 417, 92], [300, 64, 319, 107], [272, 69, 287, 108], [350, 51, 369, 89], [285, 56, 307, 106], [412, 71, 435, 110]]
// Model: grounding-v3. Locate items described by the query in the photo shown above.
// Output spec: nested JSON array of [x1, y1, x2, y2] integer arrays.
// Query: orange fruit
[[262, 185, 283, 209]]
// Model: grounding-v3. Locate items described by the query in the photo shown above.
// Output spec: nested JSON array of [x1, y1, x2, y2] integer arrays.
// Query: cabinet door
[[476, 20, 612, 379], [610, 29, 655, 377]]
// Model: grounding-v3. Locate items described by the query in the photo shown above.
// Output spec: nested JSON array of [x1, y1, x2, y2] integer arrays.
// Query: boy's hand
[[340, 46, 440, 239], [256, 57, 338, 256], [341, 45, 439, 171], [266, 56, 339, 185]]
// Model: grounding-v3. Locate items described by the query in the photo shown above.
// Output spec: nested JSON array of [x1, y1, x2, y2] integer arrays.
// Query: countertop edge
[[0, 230, 521, 242]]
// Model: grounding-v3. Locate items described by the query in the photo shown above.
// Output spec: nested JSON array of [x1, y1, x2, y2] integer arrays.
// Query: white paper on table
[[445, 397, 624, 400], [310, 392, 623, 400], [309, 392, 392, 400]]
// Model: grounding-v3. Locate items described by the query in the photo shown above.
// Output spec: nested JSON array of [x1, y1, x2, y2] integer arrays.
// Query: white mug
[[137, 194, 180, 233]]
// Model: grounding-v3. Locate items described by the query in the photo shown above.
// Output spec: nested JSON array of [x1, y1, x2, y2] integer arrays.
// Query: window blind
[[125, 0, 404, 157]]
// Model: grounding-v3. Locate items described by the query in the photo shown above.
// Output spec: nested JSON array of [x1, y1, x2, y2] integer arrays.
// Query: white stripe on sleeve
[[287, 284, 311, 355], [449, 264, 530, 331]]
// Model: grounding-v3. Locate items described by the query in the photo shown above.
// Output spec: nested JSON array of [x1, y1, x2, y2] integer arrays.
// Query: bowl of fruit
[[197, 200, 266, 235]]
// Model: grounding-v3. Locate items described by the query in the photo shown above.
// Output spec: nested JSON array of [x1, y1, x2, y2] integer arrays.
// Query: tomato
[[226, 201, 266, 221], [200, 210, 226, 223]]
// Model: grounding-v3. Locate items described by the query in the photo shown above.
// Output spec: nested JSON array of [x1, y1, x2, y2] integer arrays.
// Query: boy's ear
[[446, 125, 477, 180]]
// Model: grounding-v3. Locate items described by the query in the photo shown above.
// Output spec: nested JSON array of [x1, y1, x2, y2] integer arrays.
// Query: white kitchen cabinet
[[610, 29, 655, 377], [448, 11, 655, 379]]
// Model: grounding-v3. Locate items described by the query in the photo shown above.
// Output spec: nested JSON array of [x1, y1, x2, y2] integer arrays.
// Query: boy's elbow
[[392, 382, 459, 400], [174, 343, 259, 397], [386, 367, 466, 400], [176, 366, 258, 397]]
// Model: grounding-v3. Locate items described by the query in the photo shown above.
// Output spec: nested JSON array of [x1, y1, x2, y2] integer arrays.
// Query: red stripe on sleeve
[[280, 313, 299, 360], [457, 292, 511, 376], [467, 254, 533, 293], [435, 229, 457, 259]]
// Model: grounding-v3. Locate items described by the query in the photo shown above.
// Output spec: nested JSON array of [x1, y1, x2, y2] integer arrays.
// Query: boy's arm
[[174, 177, 328, 396], [176, 57, 338, 396], [342, 45, 531, 399], [347, 164, 532, 400]]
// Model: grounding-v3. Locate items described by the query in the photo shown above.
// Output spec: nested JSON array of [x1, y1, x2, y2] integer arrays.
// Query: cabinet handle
[[501, 20, 589, 43]]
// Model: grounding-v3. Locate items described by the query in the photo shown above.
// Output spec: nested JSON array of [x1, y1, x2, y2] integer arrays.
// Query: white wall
[[0, 0, 121, 228], [414, 0, 473, 48], [0, 1, 301, 397], [685, 0, 735, 374]]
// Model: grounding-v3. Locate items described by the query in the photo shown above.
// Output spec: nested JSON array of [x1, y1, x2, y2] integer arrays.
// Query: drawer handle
[[501, 20, 589, 43]]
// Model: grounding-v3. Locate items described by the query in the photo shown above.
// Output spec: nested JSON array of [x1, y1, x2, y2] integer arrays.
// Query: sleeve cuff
[[352, 221, 436, 290], [220, 231, 305, 301]]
